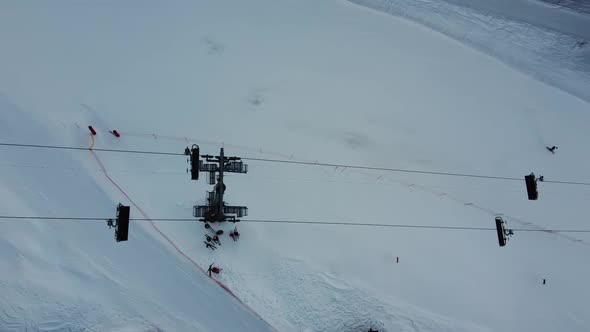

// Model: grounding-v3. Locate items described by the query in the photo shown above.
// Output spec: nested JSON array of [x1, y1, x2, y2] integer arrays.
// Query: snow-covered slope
[[1, 0, 590, 331], [350, 0, 590, 103], [0, 96, 274, 331]]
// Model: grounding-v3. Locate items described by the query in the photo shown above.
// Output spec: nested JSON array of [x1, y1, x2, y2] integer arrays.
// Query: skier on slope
[[213, 235, 221, 246], [208, 263, 222, 277], [546, 146, 558, 154], [229, 227, 240, 241], [204, 241, 216, 251]]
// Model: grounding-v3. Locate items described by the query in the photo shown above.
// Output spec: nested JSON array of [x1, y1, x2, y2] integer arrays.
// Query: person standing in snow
[[229, 227, 240, 241]]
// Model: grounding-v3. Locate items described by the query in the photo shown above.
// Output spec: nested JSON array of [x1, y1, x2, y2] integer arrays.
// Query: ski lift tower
[[191, 148, 248, 223]]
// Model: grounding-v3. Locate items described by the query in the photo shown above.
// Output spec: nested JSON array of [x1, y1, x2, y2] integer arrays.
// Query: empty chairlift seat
[[223, 206, 248, 218], [194, 205, 210, 218], [495, 217, 507, 247], [208, 171, 216, 185], [115, 204, 130, 242], [225, 161, 248, 174], [525, 173, 538, 200]]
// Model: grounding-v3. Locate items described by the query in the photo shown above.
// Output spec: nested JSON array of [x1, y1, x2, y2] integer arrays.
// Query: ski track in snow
[[219, 257, 490, 332], [0, 284, 155, 332]]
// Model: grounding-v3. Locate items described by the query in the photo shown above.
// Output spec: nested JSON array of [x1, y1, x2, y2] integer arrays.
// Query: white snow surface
[[349, 0, 590, 103], [1, 0, 590, 331]]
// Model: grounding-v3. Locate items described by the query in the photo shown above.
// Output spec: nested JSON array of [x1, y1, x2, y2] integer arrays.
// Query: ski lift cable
[[0, 161, 585, 199], [1, 142, 590, 186], [1, 215, 589, 233], [0, 142, 184, 156], [241, 157, 590, 186], [241, 157, 523, 181]]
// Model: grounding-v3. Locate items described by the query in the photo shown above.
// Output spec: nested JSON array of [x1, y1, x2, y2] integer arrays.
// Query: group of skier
[[204, 226, 240, 278], [204, 226, 240, 251]]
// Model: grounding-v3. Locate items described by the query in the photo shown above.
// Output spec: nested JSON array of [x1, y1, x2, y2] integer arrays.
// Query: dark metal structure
[[106, 203, 130, 242], [186, 144, 201, 181], [187, 147, 248, 223], [495, 216, 513, 247], [115, 204, 130, 242], [525, 172, 543, 200]]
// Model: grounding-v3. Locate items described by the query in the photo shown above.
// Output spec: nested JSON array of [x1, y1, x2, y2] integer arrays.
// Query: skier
[[207, 263, 222, 277], [212, 235, 221, 246], [368, 329, 379, 332], [546, 146, 558, 154], [204, 241, 216, 251], [229, 227, 240, 241]]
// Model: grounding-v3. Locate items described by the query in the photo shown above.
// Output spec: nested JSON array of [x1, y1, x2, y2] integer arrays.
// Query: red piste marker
[[88, 126, 97, 136]]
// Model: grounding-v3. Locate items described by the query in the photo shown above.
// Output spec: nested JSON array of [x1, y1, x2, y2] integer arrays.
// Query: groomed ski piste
[[1, 0, 589, 331]]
